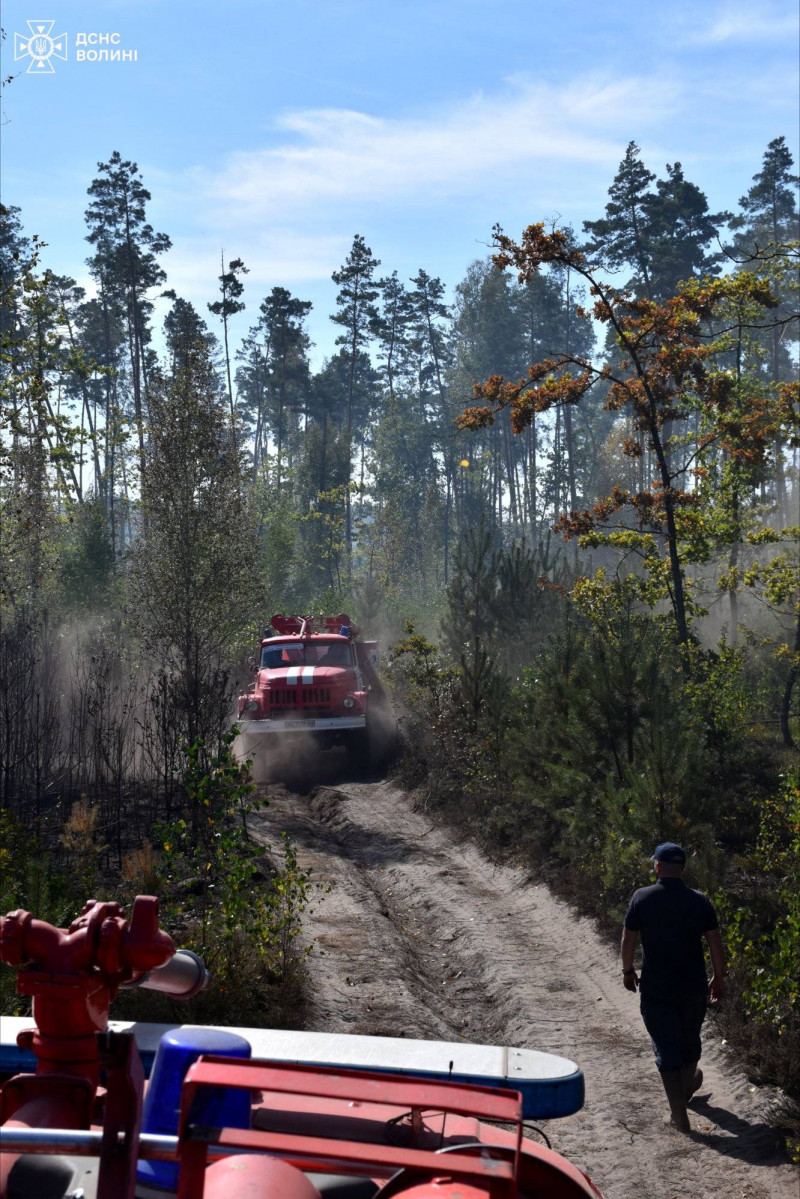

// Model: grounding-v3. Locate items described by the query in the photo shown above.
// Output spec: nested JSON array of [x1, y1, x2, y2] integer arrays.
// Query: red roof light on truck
[[269, 614, 360, 639]]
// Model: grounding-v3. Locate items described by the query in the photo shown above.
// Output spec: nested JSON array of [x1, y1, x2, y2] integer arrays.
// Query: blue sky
[[2, 0, 798, 364]]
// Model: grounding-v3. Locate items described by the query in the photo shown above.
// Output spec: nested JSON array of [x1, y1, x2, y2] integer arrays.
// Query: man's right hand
[[708, 975, 724, 1003], [623, 970, 639, 993]]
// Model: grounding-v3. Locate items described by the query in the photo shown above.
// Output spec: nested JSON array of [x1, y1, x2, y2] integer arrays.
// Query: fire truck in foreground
[[236, 615, 390, 761], [0, 897, 605, 1198]]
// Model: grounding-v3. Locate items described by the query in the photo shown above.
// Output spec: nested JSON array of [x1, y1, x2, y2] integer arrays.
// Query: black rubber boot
[[660, 1069, 691, 1132], [681, 1062, 703, 1101]]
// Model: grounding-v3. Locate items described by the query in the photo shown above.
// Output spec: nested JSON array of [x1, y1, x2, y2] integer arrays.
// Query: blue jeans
[[640, 991, 707, 1073]]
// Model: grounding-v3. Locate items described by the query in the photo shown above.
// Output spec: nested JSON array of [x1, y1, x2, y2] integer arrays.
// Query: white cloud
[[161, 229, 347, 297], [693, 4, 798, 43], [173, 73, 680, 229], [147, 71, 684, 362]]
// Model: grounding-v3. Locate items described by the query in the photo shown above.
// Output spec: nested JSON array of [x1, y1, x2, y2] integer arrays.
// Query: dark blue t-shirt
[[624, 878, 718, 997]]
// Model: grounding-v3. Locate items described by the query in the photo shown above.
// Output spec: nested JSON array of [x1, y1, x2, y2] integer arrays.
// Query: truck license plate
[[283, 719, 315, 729]]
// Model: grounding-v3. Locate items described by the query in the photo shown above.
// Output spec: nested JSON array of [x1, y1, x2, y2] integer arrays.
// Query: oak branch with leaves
[[457, 223, 792, 647]]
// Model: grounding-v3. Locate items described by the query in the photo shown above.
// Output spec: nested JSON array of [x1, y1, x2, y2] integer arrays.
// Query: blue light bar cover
[[136, 1027, 251, 1192]]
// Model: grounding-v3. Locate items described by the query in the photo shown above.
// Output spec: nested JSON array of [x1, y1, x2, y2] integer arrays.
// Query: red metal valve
[[0, 897, 174, 1197], [0, 896, 174, 1087]]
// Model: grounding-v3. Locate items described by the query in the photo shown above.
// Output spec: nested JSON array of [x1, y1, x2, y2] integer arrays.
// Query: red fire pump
[[0, 899, 606, 1199], [0, 897, 206, 1197]]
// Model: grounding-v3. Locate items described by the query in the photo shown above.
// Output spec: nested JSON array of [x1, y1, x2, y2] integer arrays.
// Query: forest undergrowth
[[0, 730, 325, 1029], [386, 547, 800, 1156]]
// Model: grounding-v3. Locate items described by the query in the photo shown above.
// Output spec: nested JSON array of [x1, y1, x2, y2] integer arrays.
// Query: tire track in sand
[[250, 778, 797, 1199]]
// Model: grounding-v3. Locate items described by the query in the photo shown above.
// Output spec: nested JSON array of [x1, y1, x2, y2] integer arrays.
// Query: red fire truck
[[236, 615, 386, 759]]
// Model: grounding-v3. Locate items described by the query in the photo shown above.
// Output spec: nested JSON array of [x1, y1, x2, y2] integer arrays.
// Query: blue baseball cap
[[652, 842, 686, 864]]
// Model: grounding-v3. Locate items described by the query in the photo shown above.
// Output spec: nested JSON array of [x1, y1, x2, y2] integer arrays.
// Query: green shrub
[[0, 811, 72, 1015], [119, 730, 329, 1026]]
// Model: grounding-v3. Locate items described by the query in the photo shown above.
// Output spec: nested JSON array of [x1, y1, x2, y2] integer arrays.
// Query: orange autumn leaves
[[459, 359, 596, 436], [456, 223, 784, 477]]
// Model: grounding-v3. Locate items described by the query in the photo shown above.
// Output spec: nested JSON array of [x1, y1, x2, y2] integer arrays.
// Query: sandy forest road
[[249, 774, 797, 1199]]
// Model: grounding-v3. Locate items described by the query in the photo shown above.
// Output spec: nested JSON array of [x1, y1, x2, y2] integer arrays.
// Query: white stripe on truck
[[302, 666, 315, 683], [286, 667, 301, 685]]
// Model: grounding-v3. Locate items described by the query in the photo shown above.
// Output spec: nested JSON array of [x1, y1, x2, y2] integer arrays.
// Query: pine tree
[[48, 273, 103, 504], [130, 345, 252, 753], [584, 146, 729, 303], [646, 163, 731, 300], [511, 272, 564, 533], [306, 353, 352, 492], [449, 260, 530, 540], [368, 378, 443, 601], [257, 287, 312, 497], [374, 271, 412, 400], [208, 254, 248, 423], [85, 153, 171, 479], [74, 289, 127, 550], [331, 235, 380, 573], [236, 322, 271, 481], [730, 136, 800, 523], [164, 296, 218, 372], [1, 247, 71, 612], [442, 522, 502, 716], [546, 233, 596, 543], [405, 269, 455, 574], [407, 269, 451, 417], [730, 136, 800, 255], [0, 204, 32, 347], [583, 141, 657, 295], [585, 155, 728, 487]]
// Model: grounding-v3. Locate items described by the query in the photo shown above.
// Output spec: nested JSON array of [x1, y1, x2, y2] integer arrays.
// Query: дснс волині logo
[[14, 20, 68, 73]]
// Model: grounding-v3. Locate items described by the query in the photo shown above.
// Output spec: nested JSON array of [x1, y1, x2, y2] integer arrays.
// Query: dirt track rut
[[250, 776, 797, 1199]]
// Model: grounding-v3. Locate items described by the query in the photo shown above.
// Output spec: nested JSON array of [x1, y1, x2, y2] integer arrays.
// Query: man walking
[[621, 842, 725, 1132]]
